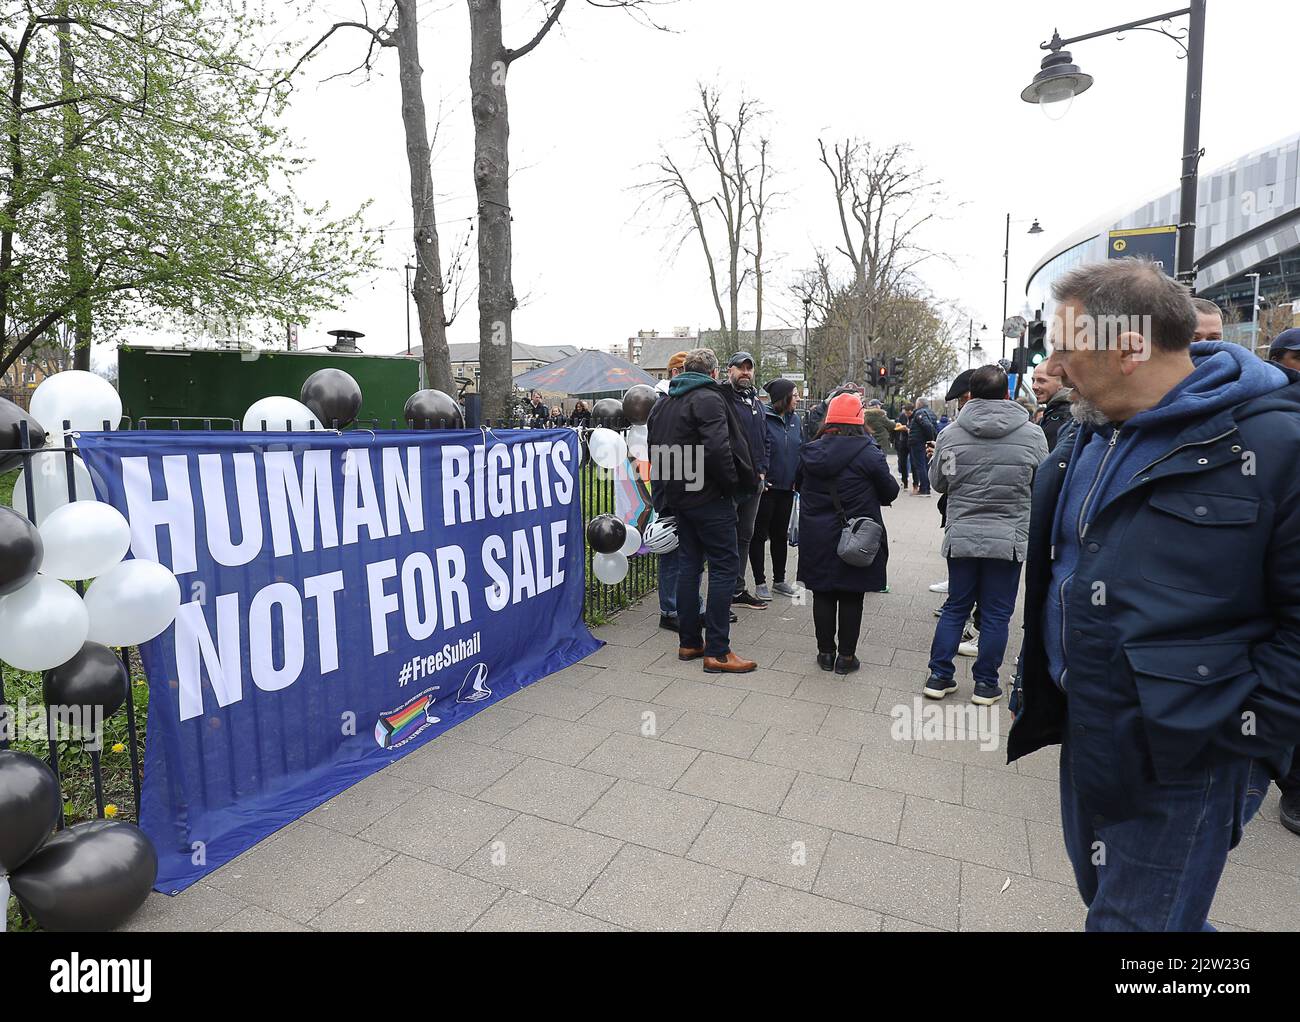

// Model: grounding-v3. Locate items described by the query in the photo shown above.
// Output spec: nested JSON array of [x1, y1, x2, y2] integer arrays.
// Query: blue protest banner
[[75, 428, 600, 893]]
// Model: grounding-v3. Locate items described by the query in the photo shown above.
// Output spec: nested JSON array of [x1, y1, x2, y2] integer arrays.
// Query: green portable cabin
[[117, 345, 424, 428]]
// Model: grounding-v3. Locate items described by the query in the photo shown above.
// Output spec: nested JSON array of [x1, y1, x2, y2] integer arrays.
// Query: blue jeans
[[928, 556, 1022, 687], [676, 497, 739, 658], [1060, 731, 1269, 931], [658, 548, 679, 616], [910, 445, 930, 493]]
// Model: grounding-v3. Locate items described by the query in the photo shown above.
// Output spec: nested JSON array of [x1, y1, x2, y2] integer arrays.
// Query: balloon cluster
[[0, 371, 165, 931], [585, 514, 641, 586], [1, 750, 157, 931], [0, 374, 181, 672], [586, 384, 656, 471], [241, 367, 365, 431]]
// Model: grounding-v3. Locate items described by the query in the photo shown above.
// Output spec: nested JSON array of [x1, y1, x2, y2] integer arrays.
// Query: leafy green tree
[[0, 0, 376, 373]]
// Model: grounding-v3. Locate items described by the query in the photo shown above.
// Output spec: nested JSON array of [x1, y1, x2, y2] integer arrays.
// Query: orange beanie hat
[[825, 393, 865, 425]]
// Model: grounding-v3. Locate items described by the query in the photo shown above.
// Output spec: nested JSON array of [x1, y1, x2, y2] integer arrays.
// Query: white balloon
[[0, 575, 89, 671], [83, 560, 181, 647], [618, 524, 642, 557], [626, 423, 649, 462], [243, 396, 322, 432], [588, 428, 627, 470], [29, 370, 122, 445], [12, 452, 96, 525], [38, 501, 132, 581], [592, 551, 629, 586]]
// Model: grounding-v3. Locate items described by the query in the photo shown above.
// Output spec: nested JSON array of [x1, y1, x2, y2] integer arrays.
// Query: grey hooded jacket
[[929, 398, 1048, 561]]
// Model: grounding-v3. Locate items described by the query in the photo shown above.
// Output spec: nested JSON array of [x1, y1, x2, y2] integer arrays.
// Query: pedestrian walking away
[[908, 397, 939, 495], [796, 393, 900, 675]]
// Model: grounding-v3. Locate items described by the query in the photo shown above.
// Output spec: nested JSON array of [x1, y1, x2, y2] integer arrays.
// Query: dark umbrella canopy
[[513, 349, 657, 397]]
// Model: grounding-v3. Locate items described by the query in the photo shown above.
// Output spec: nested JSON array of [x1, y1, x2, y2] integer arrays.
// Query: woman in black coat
[[795, 394, 900, 675]]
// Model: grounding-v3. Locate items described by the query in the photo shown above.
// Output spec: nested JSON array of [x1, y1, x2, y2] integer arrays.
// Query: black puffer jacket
[[1038, 388, 1073, 450], [647, 372, 757, 511]]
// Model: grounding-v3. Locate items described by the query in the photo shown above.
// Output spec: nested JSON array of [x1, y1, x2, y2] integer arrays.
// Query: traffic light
[[865, 358, 878, 384], [875, 362, 890, 389], [889, 357, 907, 387], [1010, 346, 1030, 374], [1026, 318, 1048, 368]]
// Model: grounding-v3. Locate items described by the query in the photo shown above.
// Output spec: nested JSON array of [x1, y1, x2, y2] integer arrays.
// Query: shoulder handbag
[[830, 478, 882, 567]]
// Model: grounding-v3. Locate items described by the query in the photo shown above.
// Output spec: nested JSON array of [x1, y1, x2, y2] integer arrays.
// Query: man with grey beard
[[1008, 258, 1300, 931]]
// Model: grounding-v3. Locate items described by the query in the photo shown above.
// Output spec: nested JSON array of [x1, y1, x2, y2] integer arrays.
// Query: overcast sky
[[264, 0, 1296, 363]]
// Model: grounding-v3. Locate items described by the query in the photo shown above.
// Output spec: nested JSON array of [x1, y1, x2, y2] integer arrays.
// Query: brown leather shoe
[[678, 647, 706, 662], [703, 652, 757, 674]]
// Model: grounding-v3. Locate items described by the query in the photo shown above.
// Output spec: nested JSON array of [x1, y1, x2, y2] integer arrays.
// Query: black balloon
[[0, 505, 42, 596], [43, 642, 128, 721], [591, 398, 627, 429], [586, 514, 627, 555], [0, 396, 46, 473], [0, 750, 61, 873], [10, 819, 158, 932], [300, 368, 363, 428], [621, 385, 657, 426], [404, 389, 464, 429]]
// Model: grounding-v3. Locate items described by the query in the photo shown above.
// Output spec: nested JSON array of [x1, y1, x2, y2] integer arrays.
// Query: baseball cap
[[728, 351, 755, 368], [1269, 328, 1300, 359]]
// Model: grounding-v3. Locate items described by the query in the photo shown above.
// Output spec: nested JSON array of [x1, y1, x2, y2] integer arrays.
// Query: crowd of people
[[641, 256, 1300, 932]]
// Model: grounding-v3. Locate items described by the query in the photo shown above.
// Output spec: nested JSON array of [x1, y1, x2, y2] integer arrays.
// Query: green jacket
[[863, 408, 895, 452]]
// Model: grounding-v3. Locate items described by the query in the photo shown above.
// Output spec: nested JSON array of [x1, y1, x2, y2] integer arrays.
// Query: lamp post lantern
[[1021, 2, 1207, 288]]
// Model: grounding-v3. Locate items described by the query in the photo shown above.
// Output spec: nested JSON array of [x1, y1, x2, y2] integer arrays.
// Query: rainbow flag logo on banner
[[374, 689, 441, 750], [613, 452, 653, 553]]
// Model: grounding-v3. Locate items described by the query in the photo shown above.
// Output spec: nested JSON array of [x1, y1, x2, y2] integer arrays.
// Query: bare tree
[[286, 1, 458, 392], [466, 0, 669, 421], [817, 138, 945, 385], [792, 258, 958, 403], [640, 84, 769, 358]]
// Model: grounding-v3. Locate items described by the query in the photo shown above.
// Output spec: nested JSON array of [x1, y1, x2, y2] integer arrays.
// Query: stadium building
[[1026, 132, 1300, 351]]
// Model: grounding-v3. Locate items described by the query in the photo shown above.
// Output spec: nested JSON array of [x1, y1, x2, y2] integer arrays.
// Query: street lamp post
[[1247, 272, 1262, 353], [404, 261, 417, 356], [1003, 216, 1044, 359], [802, 297, 813, 399], [968, 319, 987, 370], [1021, 1, 1207, 288]]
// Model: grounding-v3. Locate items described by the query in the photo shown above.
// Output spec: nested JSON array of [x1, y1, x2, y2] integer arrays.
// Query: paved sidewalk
[[125, 491, 1300, 932]]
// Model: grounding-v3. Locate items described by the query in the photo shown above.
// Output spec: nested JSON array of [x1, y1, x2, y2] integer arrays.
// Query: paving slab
[[575, 844, 743, 931]]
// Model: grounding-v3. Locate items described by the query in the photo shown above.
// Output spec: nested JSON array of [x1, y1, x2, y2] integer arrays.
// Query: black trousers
[[896, 448, 909, 486], [750, 488, 796, 586], [812, 591, 866, 657], [1279, 752, 1300, 797]]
